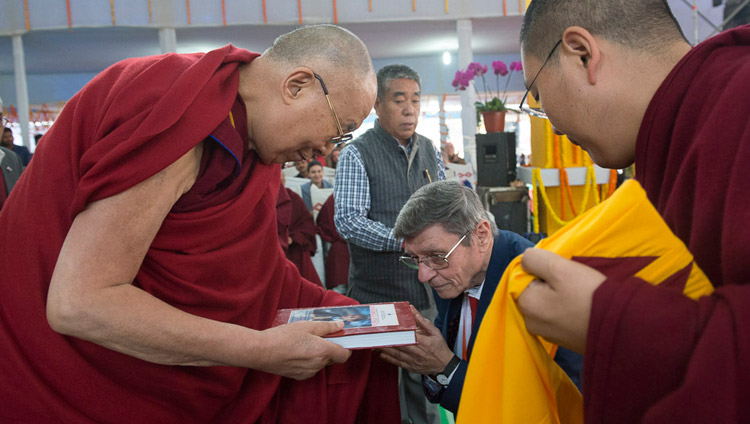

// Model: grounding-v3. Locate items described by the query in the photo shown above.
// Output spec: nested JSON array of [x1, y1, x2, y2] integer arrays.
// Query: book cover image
[[286, 304, 400, 330]]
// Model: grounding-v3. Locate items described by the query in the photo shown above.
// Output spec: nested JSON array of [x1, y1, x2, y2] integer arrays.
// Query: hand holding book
[[254, 319, 351, 380], [378, 305, 456, 376], [272, 302, 417, 350]]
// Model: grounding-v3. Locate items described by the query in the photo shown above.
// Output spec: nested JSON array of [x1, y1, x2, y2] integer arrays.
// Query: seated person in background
[[278, 172, 324, 287], [441, 141, 465, 165], [301, 160, 333, 212], [380, 180, 582, 415], [316, 194, 350, 293], [294, 159, 309, 178], [2, 127, 32, 167], [325, 143, 344, 169]]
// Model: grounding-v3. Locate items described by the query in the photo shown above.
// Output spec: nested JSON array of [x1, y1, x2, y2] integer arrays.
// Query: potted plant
[[452, 60, 523, 133]]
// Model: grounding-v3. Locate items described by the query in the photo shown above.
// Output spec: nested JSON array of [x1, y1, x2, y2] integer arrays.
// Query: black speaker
[[485, 188, 528, 235], [476, 132, 516, 187]]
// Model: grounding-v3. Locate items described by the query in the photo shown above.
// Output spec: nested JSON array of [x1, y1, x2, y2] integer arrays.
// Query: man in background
[[335, 63, 445, 424], [2, 127, 32, 167]]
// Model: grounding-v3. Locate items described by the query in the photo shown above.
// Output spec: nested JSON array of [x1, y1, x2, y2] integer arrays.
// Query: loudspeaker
[[485, 188, 528, 235], [476, 132, 516, 187]]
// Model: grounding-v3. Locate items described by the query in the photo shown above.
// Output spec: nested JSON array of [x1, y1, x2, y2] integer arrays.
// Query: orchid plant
[[452, 60, 523, 113]]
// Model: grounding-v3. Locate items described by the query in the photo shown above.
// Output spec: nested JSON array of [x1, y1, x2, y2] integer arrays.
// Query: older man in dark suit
[[380, 180, 581, 415]]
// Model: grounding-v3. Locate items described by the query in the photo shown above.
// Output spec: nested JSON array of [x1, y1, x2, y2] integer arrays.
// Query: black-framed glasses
[[313, 73, 354, 147], [399, 231, 470, 271], [518, 39, 563, 120]]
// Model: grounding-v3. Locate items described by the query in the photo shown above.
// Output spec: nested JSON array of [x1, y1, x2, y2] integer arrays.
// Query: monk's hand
[[517, 248, 606, 354], [378, 306, 455, 375], [256, 320, 352, 380]]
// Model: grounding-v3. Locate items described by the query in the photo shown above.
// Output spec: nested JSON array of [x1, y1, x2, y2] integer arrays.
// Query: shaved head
[[265, 24, 374, 78], [520, 0, 687, 62]]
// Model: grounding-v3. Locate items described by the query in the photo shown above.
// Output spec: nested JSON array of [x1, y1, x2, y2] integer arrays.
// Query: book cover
[[272, 302, 417, 350]]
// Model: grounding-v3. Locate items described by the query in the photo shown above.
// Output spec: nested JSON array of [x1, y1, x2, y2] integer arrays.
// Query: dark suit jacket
[[431, 230, 533, 414]]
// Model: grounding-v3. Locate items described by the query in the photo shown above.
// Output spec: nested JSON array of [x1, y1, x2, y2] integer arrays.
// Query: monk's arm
[[46, 144, 350, 379]]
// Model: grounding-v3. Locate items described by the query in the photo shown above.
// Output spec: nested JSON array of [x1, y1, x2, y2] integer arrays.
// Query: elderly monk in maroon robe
[[516, 1, 750, 423], [0, 25, 399, 423]]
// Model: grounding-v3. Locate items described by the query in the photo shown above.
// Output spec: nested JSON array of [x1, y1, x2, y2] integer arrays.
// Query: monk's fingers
[[520, 248, 569, 287], [521, 248, 606, 292], [296, 319, 346, 337]]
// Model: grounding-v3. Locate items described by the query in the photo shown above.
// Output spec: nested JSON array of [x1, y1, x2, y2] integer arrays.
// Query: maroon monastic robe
[[316, 194, 350, 288], [585, 25, 750, 423], [0, 45, 398, 423], [284, 187, 324, 287]]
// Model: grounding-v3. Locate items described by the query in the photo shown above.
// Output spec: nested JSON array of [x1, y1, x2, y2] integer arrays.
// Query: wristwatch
[[435, 355, 461, 385]]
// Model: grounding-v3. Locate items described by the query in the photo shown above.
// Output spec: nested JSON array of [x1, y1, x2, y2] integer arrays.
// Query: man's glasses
[[518, 39, 563, 120], [313, 73, 353, 147], [399, 231, 470, 271]]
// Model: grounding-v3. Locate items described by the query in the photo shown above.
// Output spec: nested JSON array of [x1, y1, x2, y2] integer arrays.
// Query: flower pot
[[481, 111, 506, 133]]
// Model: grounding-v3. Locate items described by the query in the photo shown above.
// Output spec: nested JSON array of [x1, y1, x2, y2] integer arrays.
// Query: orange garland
[[502, 0, 507, 16], [262, 0, 267, 23], [298, 0, 302, 24], [110, 0, 116, 25], [222, 0, 226, 26], [333, 0, 338, 23], [413, 0, 416, 12], [147, 0, 152, 23], [368, 0, 372, 12], [186, 0, 191, 24]]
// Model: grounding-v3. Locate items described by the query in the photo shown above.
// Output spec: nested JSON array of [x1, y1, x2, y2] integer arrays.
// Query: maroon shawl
[[0, 46, 398, 423], [285, 187, 324, 287], [317, 194, 350, 288], [585, 25, 750, 423]]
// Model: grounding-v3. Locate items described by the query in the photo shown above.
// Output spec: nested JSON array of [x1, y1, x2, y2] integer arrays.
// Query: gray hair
[[264, 24, 373, 77], [394, 180, 497, 245], [376, 64, 421, 101], [520, 0, 686, 63]]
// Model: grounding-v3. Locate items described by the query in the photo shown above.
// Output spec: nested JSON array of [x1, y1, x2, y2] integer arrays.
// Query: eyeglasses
[[399, 231, 470, 271], [313, 73, 354, 147], [518, 39, 563, 120]]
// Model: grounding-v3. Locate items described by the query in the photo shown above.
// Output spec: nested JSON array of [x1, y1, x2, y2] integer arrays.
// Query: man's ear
[[561, 26, 601, 85], [475, 220, 493, 251], [281, 67, 316, 105]]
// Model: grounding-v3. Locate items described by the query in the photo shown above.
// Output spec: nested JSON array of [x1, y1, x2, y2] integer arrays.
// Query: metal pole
[[159, 27, 177, 53], [457, 19, 477, 165], [694, 0, 699, 45], [12, 34, 31, 150], [679, 0, 721, 33]]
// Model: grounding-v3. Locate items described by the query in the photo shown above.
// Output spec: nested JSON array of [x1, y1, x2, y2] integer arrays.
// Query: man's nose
[[417, 262, 436, 282]]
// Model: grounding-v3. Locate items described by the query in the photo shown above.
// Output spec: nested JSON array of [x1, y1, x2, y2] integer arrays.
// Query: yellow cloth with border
[[457, 180, 714, 424]]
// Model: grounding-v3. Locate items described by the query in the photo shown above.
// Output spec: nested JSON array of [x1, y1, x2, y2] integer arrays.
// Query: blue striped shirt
[[334, 133, 446, 251]]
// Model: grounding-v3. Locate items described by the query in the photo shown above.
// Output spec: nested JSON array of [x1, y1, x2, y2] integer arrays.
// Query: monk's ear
[[561, 26, 600, 85], [280, 67, 316, 105]]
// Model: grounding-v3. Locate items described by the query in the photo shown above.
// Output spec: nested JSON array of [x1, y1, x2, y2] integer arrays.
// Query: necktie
[[462, 293, 479, 359]]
